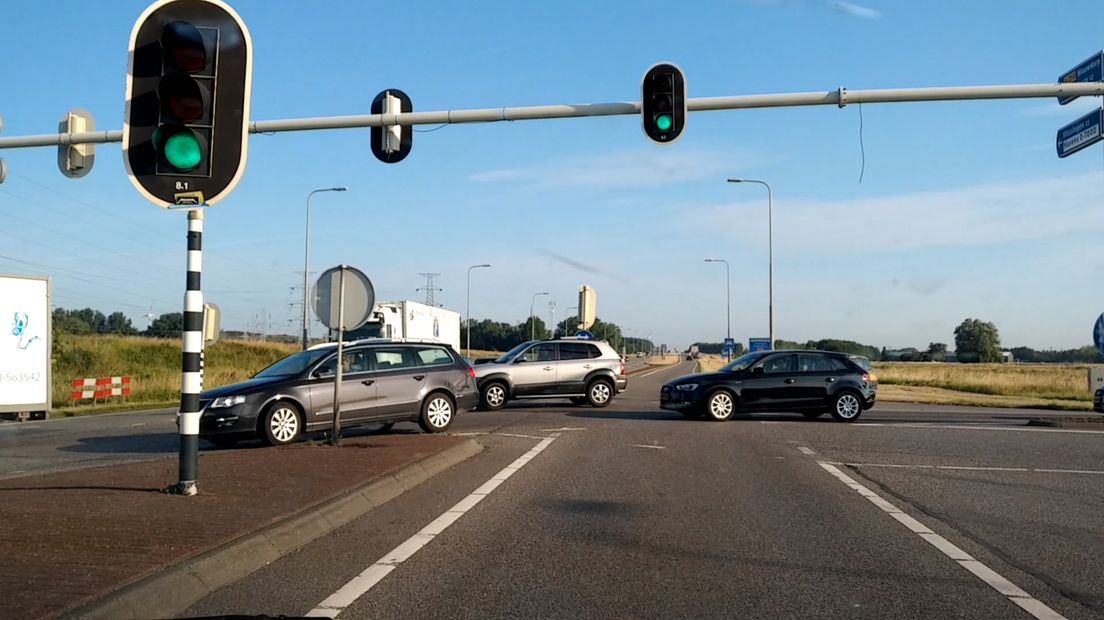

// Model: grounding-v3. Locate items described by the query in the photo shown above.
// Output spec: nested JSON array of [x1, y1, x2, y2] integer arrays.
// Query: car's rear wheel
[[570, 396, 589, 406], [481, 382, 508, 411], [801, 411, 825, 420], [830, 391, 863, 422], [705, 390, 737, 421], [261, 402, 303, 446], [419, 392, 455, 433], [586, 379, 614, 408]]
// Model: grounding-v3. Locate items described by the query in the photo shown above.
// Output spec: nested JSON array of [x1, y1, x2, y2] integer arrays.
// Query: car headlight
[[210, 395, 246, 408], [676, 384, 698, 391]]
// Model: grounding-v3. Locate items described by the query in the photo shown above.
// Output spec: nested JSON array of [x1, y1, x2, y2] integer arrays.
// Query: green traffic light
[[163, 131, 202, 170], [655, 114, 673, 131]]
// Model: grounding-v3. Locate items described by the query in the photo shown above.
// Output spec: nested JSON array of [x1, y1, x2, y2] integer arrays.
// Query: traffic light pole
[[172, 208, 205, 496], [1, 82, 1101, 150]]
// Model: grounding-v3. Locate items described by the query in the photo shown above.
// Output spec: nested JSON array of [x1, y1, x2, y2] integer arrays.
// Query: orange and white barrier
[[70, 376, 132, 401]]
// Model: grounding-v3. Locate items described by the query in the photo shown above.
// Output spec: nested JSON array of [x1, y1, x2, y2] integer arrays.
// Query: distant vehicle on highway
[[339, 300, 461, 351], [1095, 388, 1103, 413], [660, 350, 877, 422], [636, 352, 646, 358], [475, 338, 627, 410], [196, 340, 478, 447]]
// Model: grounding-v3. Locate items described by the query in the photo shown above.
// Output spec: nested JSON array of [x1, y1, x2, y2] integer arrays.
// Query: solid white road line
[[631, 444, 666, 450], [306, 435, 559, 618], [856, 423, 1104, 435], [817, 462, 1067, 620], [824, 461, 1104, 476], [797, 446, 816, 456]]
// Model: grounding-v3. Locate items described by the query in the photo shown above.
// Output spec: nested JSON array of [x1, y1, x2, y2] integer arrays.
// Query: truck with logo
[[1, 273, 52, 421], [338, 300, 461, 351]]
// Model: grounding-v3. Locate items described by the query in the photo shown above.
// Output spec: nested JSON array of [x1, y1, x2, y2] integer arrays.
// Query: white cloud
[[826, 1, 880, 19], [1018, 97, 1102, 118], [682, 171, 1104, 254], [468, 148, 749, 191]]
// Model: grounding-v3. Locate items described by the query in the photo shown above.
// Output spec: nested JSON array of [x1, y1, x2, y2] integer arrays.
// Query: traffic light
[[123, 0, 252, 207], [371, 89, 413, 163], [641, 63, 687, 144]]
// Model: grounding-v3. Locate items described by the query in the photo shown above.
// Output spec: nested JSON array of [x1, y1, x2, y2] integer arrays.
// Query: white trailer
[[341, 300, 461, 351], [0, 274, 52, 421]]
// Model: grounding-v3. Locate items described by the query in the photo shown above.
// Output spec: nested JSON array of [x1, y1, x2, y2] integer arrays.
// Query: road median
[[0, 434, 482, 620]]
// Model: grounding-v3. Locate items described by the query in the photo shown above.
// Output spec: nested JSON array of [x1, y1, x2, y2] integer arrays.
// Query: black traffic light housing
[[124, 0, 252, 207], [641, 63, 687, 144], [371, 89, 414, 164]]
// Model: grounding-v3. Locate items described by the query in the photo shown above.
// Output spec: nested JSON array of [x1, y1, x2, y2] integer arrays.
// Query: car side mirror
[[750, 367, 764, 377]]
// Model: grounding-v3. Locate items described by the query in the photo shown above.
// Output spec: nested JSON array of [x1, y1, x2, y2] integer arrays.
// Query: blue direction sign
[[722, 337, 736, 357], [1094, 314, 1104, 357], [1058, 51, 1103, 105], [1056, 108, 1104, 158], [575, 330, 594, 340], [749, 338, 771, 353]]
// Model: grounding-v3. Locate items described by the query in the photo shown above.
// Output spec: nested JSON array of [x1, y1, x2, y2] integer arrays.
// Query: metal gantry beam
[[0, 82, 1101, 149]]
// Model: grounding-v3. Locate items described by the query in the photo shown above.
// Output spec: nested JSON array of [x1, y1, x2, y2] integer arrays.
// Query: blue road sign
[[1094, 314, 1104, 357], [1058, 51, 1104, 105], [1057, 108, 1104, 158], [749, 338, 771, 353], [575, 330, 594, 340], [722, 337, 736, 357]]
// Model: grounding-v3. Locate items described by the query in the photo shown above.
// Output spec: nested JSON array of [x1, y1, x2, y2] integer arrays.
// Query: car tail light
[[862, 372, 877, 382], [619, 360, 625, 376], [467, 365, 476, 379]]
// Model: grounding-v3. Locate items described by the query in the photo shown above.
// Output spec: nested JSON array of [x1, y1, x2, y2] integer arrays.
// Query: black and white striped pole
[[173, 209, 205, 496]]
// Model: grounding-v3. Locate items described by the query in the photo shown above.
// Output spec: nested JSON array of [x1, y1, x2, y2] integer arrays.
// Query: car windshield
[[494, 341, 534, 363], [721, 351, 768, 372], [252, 348, 334, 378]]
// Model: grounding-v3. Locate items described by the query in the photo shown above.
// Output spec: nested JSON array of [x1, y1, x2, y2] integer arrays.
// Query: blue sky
[[1, 0, 1103, 350]]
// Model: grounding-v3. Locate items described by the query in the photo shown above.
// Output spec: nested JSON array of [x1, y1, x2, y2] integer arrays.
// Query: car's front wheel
[[830, 391, 863, 422], [481, 382, 508, 411], [261, 402, 303, 446], [419, 393, 455, 433], [705, 390, 737, 421]]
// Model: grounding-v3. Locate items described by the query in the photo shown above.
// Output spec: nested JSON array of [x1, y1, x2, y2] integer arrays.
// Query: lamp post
[[465, 263, 491, 358], [727, 178, 774, 349], [704, 258, 730, 357], [530, 292, 549, 341], [302, 186, 347, 349]]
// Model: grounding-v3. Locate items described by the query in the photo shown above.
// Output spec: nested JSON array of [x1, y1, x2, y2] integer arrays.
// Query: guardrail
[[70, 376, 132, 403]]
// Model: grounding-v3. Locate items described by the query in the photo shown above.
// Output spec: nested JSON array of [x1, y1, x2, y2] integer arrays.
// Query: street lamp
[[727, 178, 774, 349], [530, 292, 550, 341], [466, 263, 491, 358], [302, 186, 347, 349], [704, 258, 730, 358]]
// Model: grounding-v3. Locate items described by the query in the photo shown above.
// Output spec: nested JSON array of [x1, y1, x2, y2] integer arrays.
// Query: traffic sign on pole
[[1056, 108, 1103, 158], [58, 109, 95, 179], [749, 338, 771, 353], [1094, 313, 1104, 357], [1058, 51, 1103, 105]]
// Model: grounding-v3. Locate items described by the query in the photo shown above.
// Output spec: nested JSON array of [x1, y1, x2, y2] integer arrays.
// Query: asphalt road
[[171, 361, 1104, 619], [4, 362, 1102, 617]]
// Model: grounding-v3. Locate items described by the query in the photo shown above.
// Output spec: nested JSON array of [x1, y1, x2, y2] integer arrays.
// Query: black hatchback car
[[197, 340, 479, 446], [660, 350, 877, 422]]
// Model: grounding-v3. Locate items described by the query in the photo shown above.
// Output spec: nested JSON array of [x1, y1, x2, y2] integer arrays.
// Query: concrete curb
[[62, 439, 484, 620]]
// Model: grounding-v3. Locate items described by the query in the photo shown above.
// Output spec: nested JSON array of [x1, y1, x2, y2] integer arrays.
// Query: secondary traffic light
[[123, 0, 252, 207], [641, 63, 687, 144]]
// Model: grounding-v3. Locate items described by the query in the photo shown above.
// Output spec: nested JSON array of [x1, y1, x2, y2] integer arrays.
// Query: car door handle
[[543, 366, 553, 371], [361, 380, 374, 386], [825, 377, 837, 383], [583, 365, 592, 369], [412, 375, 425, 381], [784, 378, 796, 384]]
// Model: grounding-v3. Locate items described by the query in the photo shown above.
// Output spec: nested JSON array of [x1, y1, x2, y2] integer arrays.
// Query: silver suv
[[475, 338, 628, 410]]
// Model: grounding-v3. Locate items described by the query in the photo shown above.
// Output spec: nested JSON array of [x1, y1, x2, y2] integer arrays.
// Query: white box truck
[[0, 273, 52, 421], [339, 300, 461, 351]]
